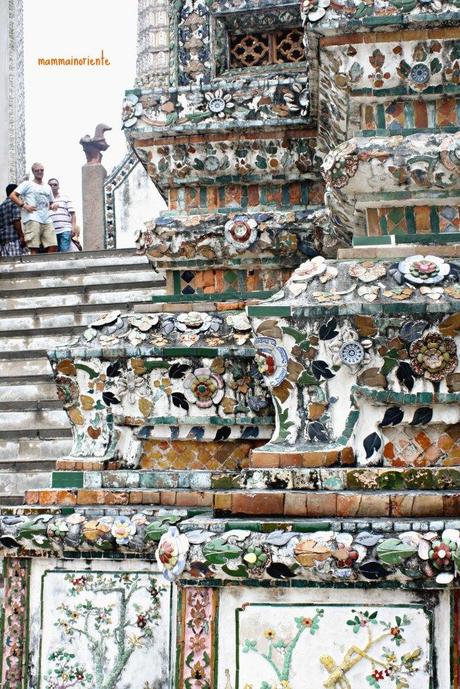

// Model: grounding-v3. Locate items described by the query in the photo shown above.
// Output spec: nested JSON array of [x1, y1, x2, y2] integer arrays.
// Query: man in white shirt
[[48, 178, 77, 252], [9, 162, 58, 254]]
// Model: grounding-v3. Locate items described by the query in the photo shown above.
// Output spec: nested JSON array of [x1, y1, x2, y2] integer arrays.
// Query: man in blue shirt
[[0, 184, 27, 257]]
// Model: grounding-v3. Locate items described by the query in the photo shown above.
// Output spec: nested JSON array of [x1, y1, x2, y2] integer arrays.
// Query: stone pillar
[[0, 0, 25, 193], [81, 162, 107, 251], [79, 123, 111, 250]]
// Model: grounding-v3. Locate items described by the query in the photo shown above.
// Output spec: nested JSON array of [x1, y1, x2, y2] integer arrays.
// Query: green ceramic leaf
[[282, 326, 308, 344], [298, 370, 319, 386], [202, 538, 242, 564], [389, 0, 417, 10], [76, 363, 99, 379], [380, 352, 399, 377], [222, 564, 248, 577], [354, 2, 373, 16], [376, 538, 417, 565], [17, 521, 48, 540], [144, 521, 170, 542], [430, 58, 442, 74]]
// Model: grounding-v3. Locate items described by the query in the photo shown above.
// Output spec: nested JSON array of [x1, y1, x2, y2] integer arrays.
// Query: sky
[[23, 0, 141, 230]]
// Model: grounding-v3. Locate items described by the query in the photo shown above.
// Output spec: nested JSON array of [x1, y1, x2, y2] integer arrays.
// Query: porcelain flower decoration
[[156, 526, 189, 581]]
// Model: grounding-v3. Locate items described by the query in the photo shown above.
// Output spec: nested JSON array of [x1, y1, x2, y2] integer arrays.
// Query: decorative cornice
[[1, 511, 460, 587]]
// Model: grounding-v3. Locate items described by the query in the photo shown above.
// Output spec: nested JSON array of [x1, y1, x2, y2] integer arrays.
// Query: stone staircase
[[0, 249, 165, 503]]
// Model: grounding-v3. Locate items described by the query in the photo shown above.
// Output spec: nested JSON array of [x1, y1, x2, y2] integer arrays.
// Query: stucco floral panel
[[323, 132, 460, 195], [234, 605, 429, 689], [124, 74, 311, 138], [133, 136, 317, 188], [49, 311, 274, 463], [249, 263, 460, 462], [301, 0, 460, 29], [323, 39, 460, 94], [135, 208, 332, 268], [28, 561, 172, 689]]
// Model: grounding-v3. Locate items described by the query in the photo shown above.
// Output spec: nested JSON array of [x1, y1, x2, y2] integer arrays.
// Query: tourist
[[9, 162, 58, 254], [48, 178, 77, 252], [0, 184, 28, 257]]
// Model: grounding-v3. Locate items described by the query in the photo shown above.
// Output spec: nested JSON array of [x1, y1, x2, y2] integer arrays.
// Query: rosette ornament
[[224, 216, 258, 252], [409, 332, 457, 382], [398, 255, 450, 285], [183, 367, 224, 408]]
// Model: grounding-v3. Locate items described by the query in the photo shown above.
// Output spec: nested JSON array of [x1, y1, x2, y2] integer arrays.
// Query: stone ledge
[[24, 487, 460, 518]]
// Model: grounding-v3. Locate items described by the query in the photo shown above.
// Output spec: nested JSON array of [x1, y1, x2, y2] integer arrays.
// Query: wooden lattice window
[[229, 27, 304, 69]]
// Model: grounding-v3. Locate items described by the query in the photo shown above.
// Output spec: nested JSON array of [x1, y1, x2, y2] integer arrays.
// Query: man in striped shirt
[[48, 178, 77, 252], [0, 184, 27, 257]]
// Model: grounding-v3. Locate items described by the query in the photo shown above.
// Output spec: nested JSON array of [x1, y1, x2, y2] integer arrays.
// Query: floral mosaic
[[1, 559, 28, 689], [179, 587, 215, 689], [235, 604, 429, 689], [134, 207, 336, 268], [5, 512, 460, 589], [39, 570, 169, 689], [249, 259, 460, 464], [49, 311, 274, 465]]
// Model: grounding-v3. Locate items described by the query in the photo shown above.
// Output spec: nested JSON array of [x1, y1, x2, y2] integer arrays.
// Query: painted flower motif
[[224, 216, 258, 252], [398, 255, 450, 285], [409, 332, 457, 382], [156, 526, 189, 581], [184, 367, 224, 408], [122, 93, 143, 128], [117, 371, 145, 404], [283, 82, 309, 117], [111, 516, 136, 545], [204, 89, 235, 118], [349, 261, 387, 283], [253, 337, 289, 388], [301, 0, 330, 22], [328, 324, 371, 369], [323, 141, 359, 189]]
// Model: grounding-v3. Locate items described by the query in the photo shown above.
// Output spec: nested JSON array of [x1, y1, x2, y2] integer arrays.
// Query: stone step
[[0, 358, 51, 376], [0, 247, 149, 269], [0, 382, 57, 402], [0, 254, 153, 279], [1, 297, 162, 322], [0, 249, 165, 498], [0, 275, 163, 298], [0, 409, 69, 432], [0, 471, 51, 496], [0, 399, 61, 411], [0, 269, 160, 292], [0, 301, 162, 331], [0, 437, 72, 462], [0, 284, 164, 310], [0, 331, 83, 352], [0, 427, 72, 440]]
